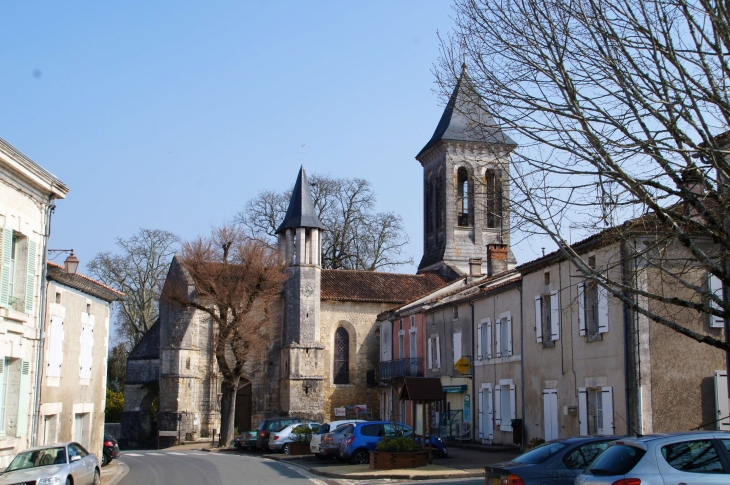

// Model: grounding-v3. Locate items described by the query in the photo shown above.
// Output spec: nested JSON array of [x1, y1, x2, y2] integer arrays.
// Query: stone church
[[120, 66, 516, 445]]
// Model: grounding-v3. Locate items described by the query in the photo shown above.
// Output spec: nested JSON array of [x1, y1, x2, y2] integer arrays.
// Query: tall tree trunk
[[218, 376, 239, 447]]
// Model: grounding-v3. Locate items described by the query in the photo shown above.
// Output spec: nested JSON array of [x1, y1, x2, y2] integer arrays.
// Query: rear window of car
[[587, 444, 646, 475], [563, 441, 611, 470], [315, 424, 330, 434], [661, 440, 724, 473], [514, 442, 567, 464], [360, 424, 382, 437]]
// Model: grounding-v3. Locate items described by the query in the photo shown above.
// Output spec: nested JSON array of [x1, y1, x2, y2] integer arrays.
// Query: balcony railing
[[379, 358, 424, 380]]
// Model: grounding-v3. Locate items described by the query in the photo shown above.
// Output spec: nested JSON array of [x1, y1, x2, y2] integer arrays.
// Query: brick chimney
[[487, 244, 509, 276]]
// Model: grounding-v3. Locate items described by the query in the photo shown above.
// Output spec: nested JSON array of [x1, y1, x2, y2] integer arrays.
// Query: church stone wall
[[320, 300, 386, 421]]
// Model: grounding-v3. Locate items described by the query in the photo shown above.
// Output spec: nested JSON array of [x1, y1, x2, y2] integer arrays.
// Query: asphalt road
[[117, 449, 488, 485]]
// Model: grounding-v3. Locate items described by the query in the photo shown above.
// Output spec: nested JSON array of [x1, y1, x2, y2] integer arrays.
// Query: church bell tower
[[417, 65, 518, 277], [277, 166, 326, 421]]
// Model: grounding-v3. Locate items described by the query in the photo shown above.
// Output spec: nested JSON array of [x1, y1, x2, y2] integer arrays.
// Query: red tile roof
[[47, 262, 125, 298], [321, 269, 451, 304]]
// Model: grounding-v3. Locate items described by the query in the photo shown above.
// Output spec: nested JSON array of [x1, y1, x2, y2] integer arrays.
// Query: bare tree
[[439, 0, 730, 350], [163, 225, 287, 447], [88, 228, 179, 349], [236, 173, 413, 271]]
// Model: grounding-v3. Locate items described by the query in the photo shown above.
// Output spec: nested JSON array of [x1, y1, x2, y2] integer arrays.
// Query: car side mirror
[[70, 456, 81, 463]]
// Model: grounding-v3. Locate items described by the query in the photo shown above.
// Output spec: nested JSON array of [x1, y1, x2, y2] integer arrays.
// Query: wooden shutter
[[0, 228, 13, 306], [47, 315, 64, 377], [578, 282, 586, 336], [543, 389, 558, 441], [24, 240, 36, 313], [478, 388, 484, 438], [486, 387, 494, 441], [550, 291, 560, 341], [600, 387, 614, 435], [715, 371, 730, 431], [534, 296, 542, 343], [453, 332, 461, 364], [428, 338, 433, 369], [16, 360, 30, 436], [435, 335, 441, 368], [495, 319, 502, 358], [486, 318, 493, 359], [710, 275, 725, 328], [477, 323, 483, 360], [494, 385, 501, 426], [597, 284, 609, 334], [578, 388, 588, 435], [506, 316, 513, 356], [80, 322, 93, 379], [510, 383, 516, 421]]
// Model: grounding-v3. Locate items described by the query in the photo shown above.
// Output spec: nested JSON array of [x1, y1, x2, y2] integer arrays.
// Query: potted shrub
[[369, 436, 428, 470], [289, 424, 315, 455]]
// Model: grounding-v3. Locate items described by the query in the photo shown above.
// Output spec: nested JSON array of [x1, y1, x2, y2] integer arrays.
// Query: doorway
[[234, 380, 252, 432]]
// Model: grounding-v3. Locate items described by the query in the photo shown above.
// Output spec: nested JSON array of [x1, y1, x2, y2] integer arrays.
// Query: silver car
[[269, 422, 321, 454], [310, 420, 365, 457], [577, 431, 730, 485], [0, 442, 100, 485]]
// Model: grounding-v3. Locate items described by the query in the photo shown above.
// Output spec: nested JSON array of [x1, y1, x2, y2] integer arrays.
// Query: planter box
[[369, 451, 428, 470], [289, 442, 312, 455]]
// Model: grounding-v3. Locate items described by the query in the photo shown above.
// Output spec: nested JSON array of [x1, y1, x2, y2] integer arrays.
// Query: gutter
[[468, 300, 476, 442], [31, 197, 55, 446], [620, 241, 632, 436], [518, 282, 524, 452]]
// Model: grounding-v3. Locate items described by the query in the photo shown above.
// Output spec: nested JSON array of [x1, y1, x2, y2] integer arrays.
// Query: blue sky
[[0, 1, 545, 274]]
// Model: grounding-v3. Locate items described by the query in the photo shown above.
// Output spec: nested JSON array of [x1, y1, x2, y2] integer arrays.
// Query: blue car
[[339, 421, 447, 464]]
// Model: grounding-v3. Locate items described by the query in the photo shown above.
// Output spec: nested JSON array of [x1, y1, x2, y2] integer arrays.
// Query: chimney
[[469, 258, 483, 277], [487, 244, 509, 276], [681, 167, 705, 196]]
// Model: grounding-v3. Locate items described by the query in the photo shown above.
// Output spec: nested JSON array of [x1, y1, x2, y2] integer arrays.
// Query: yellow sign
[[455, 357, 471, 374]]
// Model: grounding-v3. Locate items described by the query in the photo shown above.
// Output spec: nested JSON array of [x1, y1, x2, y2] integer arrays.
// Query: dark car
[[101, 434, 120, 467], [255, 417, 304, 450], [485, 436, 624, 485], [233, 430, 258, 451], [320, 423, 356, 460]]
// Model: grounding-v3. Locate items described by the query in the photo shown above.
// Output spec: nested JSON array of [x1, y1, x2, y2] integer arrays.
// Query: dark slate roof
[[416, 65, 517, 159], [47, 262, 124, 302], [128, 318, 161, 361], [276, 166, 325, 234], [400, 377, 445, 401], [321, 269, 451, 304]]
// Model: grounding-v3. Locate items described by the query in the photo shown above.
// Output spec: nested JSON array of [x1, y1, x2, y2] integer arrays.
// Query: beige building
[[38, 262, 122, 456], [0, 136, 68, 466]]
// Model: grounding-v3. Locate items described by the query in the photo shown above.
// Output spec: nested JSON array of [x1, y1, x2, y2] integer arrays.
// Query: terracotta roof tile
[[48, 262, 125, 299], [321, 269, 451, 304]]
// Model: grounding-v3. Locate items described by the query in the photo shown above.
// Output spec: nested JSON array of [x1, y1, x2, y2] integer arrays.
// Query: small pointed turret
[[276, 166, 324, 234], [416, 65, 516, 159]]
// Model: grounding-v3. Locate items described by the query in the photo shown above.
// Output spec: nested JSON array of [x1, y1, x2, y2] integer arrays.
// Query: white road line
[[166, 452, 188, 455], [124, 453, 143, 457], [282, 463, 329, 485], [145, 452, 164, 455]]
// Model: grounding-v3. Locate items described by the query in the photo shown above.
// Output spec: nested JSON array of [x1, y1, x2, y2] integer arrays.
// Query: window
[[425, 176, 434, 235], [456, 167, 471, 227], [398, 331, 405, 359], [0, 229, 36, 314], [494, 380, 516, 431], [452, 306, 459, 320], [74, 415, 91, 449], [587, 445, 645, 475], [453, 332, 462, 364], [708, 273, 725, 328], [578, 387, 614, 435], [436, 178, 444, 229], [661, 440, 724, 473], [486, 170, 503, 229], [43, 415, 58, 445], [0, 358, 30, 437], [54, 292, 61, 304], [428, 335, 441, 369], [563, 441, 611, 469], [361, 424, 382, 437], [334, 328, 349, 384], [514, 442, 567, 464], [535, 291, 560, 344], [495, 314, 512, 358], [68, 442, 89, 458], [410, 316, 415, 327]]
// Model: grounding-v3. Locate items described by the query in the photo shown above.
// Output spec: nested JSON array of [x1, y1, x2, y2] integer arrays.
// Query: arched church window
[[486, 170, 503, 229], [334, 327, 349, 384], [456, 167, 471, 227]]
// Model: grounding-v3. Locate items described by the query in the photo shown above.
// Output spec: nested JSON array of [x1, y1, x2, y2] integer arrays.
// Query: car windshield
[[587, 444, 646, 476], [514, 442, 567, 464], [7, 447, 67, 471]]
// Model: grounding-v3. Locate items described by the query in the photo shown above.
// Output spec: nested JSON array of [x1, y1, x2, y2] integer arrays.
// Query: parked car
[[577, 431, 730, 485], [101, 434, 120, 467], [311, 420, 366, 458], [320, 423, 358, 460], [233, 430, 259, 451], [255, 417, 305, 450], [269, 422, 322, 454], [485, 436, 623, 485], [0, 442, 100, 485], [339, 421, 447, 464]]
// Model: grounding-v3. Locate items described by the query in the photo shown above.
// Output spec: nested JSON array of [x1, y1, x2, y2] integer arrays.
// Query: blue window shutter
[[16, 360, 31, 437], [0, 228, 13, 306], [24, 240, 36, 313]]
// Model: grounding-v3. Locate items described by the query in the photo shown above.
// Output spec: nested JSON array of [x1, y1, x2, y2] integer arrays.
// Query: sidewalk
[[101, 461, 129, 485]]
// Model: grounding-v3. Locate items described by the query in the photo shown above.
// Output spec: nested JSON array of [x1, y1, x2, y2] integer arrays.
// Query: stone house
[[0, 136, 68, 466], [38, 262, 122, 456]]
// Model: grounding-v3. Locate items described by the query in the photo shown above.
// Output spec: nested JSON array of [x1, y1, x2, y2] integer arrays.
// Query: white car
[[268, 422, 321, 454], [0, 442, 100, 485], [310, 420, 366, 458]]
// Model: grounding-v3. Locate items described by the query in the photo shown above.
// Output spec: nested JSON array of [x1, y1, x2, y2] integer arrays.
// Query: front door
[[479, 384, 493, 443], [543, 389, 558, 441]]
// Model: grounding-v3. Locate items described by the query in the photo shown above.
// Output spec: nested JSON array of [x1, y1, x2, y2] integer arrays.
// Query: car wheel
[[315, 453, 328, 460], [351, 449, 369, 465], [65, 478, 72, 485], [93, 469, 101, 485], [283, 444, 290, 455], [101, 452, 109, 467]]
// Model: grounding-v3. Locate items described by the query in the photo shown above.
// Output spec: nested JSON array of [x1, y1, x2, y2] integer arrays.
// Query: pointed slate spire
[[276, 166, 325, 234], [416, 64, 516, 159]]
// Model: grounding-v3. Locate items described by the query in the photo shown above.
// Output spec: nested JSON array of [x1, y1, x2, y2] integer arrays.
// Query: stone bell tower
[[277, 166, 326, 421], [417, 65, 518, 277]]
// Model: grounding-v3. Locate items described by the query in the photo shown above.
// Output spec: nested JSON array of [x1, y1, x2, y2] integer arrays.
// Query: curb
[[103, 461, 129, 485]]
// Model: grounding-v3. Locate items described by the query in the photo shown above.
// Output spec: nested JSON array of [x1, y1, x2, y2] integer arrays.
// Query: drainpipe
[[620, 241, 632, 436], [518, 282, 524, 453], [31, 197, 55, 446], [469, 300, 476, 442]]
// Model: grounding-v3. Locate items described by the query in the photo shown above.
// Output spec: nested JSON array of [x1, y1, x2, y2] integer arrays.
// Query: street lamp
[[48, 250, 80, 275]]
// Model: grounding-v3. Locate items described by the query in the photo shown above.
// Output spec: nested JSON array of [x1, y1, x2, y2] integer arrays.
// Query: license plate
[[489, 476, 501, 485]]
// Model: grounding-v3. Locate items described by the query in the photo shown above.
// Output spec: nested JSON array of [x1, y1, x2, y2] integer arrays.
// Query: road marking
[[166, 452, 188, 455], [124, 453, 143, 457], [145, 452, 164, 455]]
